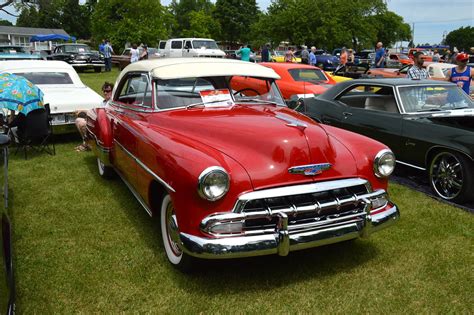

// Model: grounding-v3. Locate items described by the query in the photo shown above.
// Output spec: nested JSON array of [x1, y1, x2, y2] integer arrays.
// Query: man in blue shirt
[[375, 42, 385, 68], [103, 40, 114, 72], [309, 46, 317, 66], [236, 45, 252, 62]]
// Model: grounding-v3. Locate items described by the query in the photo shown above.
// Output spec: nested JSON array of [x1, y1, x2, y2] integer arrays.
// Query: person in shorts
[[75, 82, 114, 152]]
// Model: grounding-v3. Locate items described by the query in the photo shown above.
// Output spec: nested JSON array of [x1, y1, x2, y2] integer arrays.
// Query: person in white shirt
[[74, 82, 114, 152], [130, 44, 140, 63]]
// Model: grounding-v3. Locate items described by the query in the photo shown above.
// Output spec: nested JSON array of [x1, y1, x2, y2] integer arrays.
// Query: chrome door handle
[[342, 112, 353, 118]]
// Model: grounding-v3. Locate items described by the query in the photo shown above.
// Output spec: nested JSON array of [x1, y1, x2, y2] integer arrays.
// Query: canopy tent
[[29, 34, 76, 42]]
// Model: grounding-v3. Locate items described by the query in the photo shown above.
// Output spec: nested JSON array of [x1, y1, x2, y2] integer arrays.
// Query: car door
[[324, 84, 403, 156], [108, 73, 149, 187], [182, 40, 193, 57]]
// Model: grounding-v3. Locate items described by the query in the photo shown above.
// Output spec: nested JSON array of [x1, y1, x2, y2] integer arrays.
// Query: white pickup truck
[[159, 38, 225, 58]]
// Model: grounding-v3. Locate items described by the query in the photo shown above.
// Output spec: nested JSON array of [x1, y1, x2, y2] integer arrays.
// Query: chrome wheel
[[160, 195, 183, 264], [97, 157, 114, 179], [430, 152, 464, 200]]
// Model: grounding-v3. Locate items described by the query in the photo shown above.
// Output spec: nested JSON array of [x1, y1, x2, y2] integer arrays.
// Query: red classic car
[[234, 62, 336, 100], [388, 53, 414, 65], [87, 58, 399, 270]]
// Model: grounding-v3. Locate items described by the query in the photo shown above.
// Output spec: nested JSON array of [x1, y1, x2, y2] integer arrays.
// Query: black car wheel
[[429, 151, 474, 203]]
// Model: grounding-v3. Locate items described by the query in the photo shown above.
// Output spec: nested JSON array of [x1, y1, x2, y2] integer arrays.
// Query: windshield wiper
[[235, 98, 280, 106]]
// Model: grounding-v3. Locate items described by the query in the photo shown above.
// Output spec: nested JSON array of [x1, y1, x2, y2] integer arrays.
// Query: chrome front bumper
[[177, 186, 399, 259]]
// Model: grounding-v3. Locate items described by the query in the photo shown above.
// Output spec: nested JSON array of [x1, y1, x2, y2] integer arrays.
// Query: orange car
[[408, 48, 433, 62], [388, 53, 414, 65], [240, 63, 337, 99]]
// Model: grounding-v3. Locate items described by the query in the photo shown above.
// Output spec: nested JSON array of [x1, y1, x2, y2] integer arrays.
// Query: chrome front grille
[[241, 184, 369, 233], [200, 178, 387, 238]]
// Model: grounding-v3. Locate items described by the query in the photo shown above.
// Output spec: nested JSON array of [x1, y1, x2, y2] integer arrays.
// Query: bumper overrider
[[173, 178, 399, 259]]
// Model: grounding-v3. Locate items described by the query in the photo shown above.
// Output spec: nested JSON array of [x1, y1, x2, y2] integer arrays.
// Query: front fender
[[86, 108, 113, 165]]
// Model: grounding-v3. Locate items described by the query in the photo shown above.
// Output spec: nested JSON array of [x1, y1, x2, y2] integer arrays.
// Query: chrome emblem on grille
[[288, 163, 332, 176]]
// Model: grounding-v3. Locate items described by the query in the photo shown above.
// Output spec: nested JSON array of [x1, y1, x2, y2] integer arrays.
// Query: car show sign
[[199, 89, 234, 107]]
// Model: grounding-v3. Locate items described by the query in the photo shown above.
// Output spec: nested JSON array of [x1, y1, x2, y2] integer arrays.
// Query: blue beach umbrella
[[0, 73, 44, 115]]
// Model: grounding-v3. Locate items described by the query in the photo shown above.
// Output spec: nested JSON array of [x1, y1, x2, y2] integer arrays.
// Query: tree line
[[7, 0, 470, 52]]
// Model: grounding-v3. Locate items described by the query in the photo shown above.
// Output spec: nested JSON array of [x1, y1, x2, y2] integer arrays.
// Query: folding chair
[[11, 106, 55, 159]]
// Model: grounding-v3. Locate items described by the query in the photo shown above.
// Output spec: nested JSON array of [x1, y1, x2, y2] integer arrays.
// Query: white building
[[0, 26, 71, 51]]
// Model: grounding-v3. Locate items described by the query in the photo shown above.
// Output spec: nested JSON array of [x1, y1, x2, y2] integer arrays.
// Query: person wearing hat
[[446, 53, 474, 96]]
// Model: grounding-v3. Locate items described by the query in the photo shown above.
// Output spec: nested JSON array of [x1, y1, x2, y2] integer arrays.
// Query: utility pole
[[412, 23, 415, 45]]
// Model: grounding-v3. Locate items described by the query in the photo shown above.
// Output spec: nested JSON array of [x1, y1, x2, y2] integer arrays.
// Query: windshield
[[288, 68, 328, 83], [155, 76, 285, 110], [398, 85, 473, 113], [399, 54, 409, 60], [64, 45, 91, 53], [0, 46, 27, 53], [16, 72, 73, 85], [192, 40, 218, 49]]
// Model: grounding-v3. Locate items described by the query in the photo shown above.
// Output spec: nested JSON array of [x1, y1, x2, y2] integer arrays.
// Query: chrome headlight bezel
[[198, 166, 230, 201], [373, 149, 396, 178]]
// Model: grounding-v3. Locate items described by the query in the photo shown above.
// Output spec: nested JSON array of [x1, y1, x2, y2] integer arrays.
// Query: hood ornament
[[288, 163, 332, 176], [275, 113, 307, 131]]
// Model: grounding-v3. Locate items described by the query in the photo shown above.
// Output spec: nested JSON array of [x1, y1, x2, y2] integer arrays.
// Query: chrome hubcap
[[166, 202, 182, 256], [431, 153, 463, 200]]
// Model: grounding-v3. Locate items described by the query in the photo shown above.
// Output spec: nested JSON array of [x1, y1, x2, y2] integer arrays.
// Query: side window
[[338, 85, 398, 113], [159, 41, 166, 49], [171, 41, 182, 49], [185, 41, 192, 49], [117, 73, 151, 107]]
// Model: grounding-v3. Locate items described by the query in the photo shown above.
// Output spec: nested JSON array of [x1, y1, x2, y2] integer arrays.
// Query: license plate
[[52, 114, 75, 125]]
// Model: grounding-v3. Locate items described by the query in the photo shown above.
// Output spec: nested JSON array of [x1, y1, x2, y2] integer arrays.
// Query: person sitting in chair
[[75, 82, 114, 152]]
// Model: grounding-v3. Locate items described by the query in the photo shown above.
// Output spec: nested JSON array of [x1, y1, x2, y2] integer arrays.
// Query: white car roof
[[0, 60, 84, 86], [427, 63, 456, 69], [121, 58, 281, 81]]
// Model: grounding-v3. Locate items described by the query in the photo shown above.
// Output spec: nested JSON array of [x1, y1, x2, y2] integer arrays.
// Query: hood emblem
[[275, 113, 307, 131], [288, 163, 332, 176]]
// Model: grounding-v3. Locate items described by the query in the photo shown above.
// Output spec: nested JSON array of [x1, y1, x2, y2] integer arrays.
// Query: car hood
[[151, 105, 357, 190], [38, 85, 103, 114]]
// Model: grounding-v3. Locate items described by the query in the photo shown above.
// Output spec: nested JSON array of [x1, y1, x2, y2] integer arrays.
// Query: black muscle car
[[47, 44, 104, 72], [293, 79, 474, 203]]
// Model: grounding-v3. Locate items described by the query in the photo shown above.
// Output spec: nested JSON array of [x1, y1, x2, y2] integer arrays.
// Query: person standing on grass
[[446, 53, 474, 96], [375, 42, 385, 68], [407, 52, 429, 80], [309, 46, 317, 66], [130, 44, 140, 63], [74, 82, 114, 152], [236, 45, 252, 62], [103, 39, 114, 72], [300, 45, 309, 64]]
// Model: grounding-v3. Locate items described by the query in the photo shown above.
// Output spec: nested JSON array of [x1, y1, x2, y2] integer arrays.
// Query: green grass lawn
[[7, 70, 473, 312]]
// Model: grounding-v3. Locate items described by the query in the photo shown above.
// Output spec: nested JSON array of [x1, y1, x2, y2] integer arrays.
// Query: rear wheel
[[160, 194, 195, 271], [97, 158, 114, 179], [429, 151, 474, 203]]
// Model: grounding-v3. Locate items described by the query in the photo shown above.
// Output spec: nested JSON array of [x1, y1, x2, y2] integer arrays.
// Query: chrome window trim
[[232, 178, 371, 213], [114, 71, 155, 111], [115, 140, 176, 193]]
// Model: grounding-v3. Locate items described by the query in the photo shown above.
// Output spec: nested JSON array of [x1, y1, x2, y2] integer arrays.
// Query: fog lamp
[[209, 221, 243, 235]]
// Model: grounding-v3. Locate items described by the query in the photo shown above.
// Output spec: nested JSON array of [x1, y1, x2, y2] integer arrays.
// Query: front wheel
[[97, 157, 114, 179], [160, 194, 195, 271], [429, 151, 474, 203]]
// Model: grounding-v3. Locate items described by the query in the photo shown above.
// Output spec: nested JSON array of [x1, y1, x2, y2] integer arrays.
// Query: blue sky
[[1, 0, 472, 45]]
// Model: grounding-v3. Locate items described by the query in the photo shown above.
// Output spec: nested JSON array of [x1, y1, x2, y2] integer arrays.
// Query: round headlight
[[373, 149, 396, 178], [198, 167, 230, 201]]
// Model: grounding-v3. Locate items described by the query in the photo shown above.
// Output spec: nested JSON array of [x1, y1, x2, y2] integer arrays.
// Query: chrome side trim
[[114, 140, 176, 193], [114, 167, 153, 217], [109, 101, 157, 113], [232, 178, 369, 213], [396, 160, 426, 171]]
